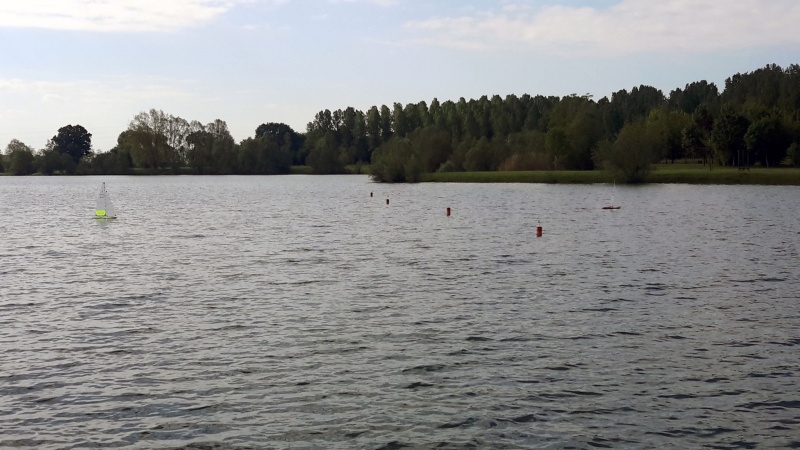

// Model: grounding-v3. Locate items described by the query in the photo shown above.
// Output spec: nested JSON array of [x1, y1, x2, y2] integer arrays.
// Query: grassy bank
[[126, 165, 364, 176], [421, 165, 800, 185], [647, 164, 800, 185], [290, 164, 371, 175], [421, 170, 612, 184]]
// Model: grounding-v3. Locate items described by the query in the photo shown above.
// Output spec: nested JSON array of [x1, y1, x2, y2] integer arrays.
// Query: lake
[[1, 175, 798, 449]]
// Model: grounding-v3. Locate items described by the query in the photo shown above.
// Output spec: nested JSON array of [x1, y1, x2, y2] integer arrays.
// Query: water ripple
[[1, 177, 798, 448]]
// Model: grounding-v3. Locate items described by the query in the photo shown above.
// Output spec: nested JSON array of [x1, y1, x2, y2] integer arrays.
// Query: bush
[[8, 149, 35, 175], [370, 138, 421, 183], [594, 121, 657, 183]]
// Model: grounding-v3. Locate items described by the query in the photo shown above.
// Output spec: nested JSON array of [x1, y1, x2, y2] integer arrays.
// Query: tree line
[[2, 63, 800, 182]]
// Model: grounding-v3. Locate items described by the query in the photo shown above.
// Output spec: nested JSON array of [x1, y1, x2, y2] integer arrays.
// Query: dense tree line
[[0, 112, 305, 176], [3, 64, 800, 182], [304, 64, 800, 181]]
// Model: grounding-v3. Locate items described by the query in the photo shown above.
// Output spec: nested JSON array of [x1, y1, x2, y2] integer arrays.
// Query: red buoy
[[446, 207, 451, 217], [536, 226, 543, 237]]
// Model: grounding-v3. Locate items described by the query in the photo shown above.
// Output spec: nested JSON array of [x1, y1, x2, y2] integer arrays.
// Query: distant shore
[[421, 164, 800, 185], [4, 164, 799, 185]]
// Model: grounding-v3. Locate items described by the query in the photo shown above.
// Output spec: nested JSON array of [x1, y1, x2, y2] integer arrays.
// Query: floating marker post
[[446, 207, 451, 217], [536, 226, 543, 237], [386, 198, 389, 205], [370, 192, 373, 197]]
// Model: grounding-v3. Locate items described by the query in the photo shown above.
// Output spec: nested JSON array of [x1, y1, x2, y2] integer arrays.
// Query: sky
[[2, 0, 800, 152]]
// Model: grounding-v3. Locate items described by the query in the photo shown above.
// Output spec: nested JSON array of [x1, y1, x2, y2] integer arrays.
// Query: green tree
[[418, 101, 432, 128], [409, 126, 452, 172], [545, 127, 570, 169], [124, 109, 189, 170], [722, 64, 784, 109], [393, 103, 409, 138], [366, 106, 382, 151], [668, 80, 720, 114], [35, 146, 73, 175], [545, 95, 601, 169], [565, 105, 602, 169], [350, 110, 370, 163], [238, 137, 291, 174], [744, 115, 791, 167], [52, 124, 92, 163], [605, 85, 665, 131], [402, 102, 421, 134], [370, 137, 420, 182], [125, 110, 168, 168], [489, 94, 512, 139], [682, 106, 715, 165], [6, 139, 36, 175], [788, 142, 800, 166], [186, 128, 215, 174], [213, 135, 238, 174], [463, 138, 495, 171], [163, 115, 190, 170], [648, 106, 690, 163], [306, 131, 345, 174], [711, 107, 750, 167], [500, 130, 548, 170], [429, 98, 442, 128], [594, 121, 657, 183], [379, 105, 393, 142], [255, 122, 305, 165], [440, 100, 462, 141], [84, 148, 132, 174]]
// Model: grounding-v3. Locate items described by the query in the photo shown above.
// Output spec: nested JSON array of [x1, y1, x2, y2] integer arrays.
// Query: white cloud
[[404, 0, 800, 56], [328, 0, 399, 5], [0, 0, 264, 32], [0, 77, 192, 104]]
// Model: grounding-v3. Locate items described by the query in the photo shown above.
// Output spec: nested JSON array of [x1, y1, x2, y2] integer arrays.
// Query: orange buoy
[[446, 207, 451, 217], [536, 226, 543, 237]]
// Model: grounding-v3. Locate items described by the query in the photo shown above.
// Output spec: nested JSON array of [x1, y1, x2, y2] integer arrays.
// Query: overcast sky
[[2, 0, 799, 152]]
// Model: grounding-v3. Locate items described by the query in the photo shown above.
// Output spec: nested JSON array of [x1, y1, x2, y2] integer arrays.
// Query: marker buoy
[[370, 192, 373, 197], [386, 198, 389, 205], [446, 207, 451, 217], [536, 226, 543, 237]]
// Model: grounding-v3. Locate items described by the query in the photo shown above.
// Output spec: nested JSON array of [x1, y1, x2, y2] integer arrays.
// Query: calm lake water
[[1, 175, 798, 449]]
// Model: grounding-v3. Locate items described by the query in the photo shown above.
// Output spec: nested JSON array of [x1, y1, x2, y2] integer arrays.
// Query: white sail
[[602, 181, 621, 210], [95, 183, 117, 218]]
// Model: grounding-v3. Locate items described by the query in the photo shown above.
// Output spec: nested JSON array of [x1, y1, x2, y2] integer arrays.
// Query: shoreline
[[421, 166, 800, 185], [4, 165, 799, 185]]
